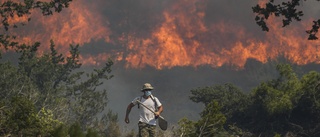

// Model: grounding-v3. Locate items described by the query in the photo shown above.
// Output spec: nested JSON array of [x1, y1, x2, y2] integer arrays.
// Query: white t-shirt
[[132, 96, 162, 125]]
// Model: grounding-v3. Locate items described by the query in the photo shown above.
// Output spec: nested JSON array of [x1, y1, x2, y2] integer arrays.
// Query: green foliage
[[36, 107, 62, 134], [69, 123, 85, 137], [104, 110, 121, 137], [186, 63, 320, 136], [51, 123, 100, 137], [253, 83, 292, 115], [0, 62, 39, 103], [290, 70, 320, 134], [7, 41, 114, 129], [227, 124, 252, 137], [0, 95, 67, 136], [196, 101, 226, 137], [0, 38, 114, 137], [274, 133, 281, 137], [176, 117, 196, 137], [299, 71, 320, 110], [243, 64, 320, 136], [86, 128, 99, 137], [190, 83, 250, 120], [87, 110, 121, 137], [0, 96, 65, 136], [241, 64, 304, 135], [105, 121, 121, 137], [0, 0, 118, 136], [1, 96, 41, 136], [51, 125, 69, 137], [252, 64, 302, 115], [176, 101, 228, 137]]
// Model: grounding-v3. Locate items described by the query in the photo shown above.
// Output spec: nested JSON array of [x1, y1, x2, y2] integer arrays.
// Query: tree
[[195, 101, 227, 137], [243, 64, 320, 136], [252, 64, 301, 115], [177, 83, 250, 137], [175, 117, 197, 137], [243, 64, 303, 135], [51, 123, 100, 137], [252, 0, 320, 40], [175, 101, 228, 137], [15, 41, 114, 124], [0, 0, 118, 136], [185, 64, 320, 136], [291, 70, 320, 136], [87, 109, 122, 137], [0, 95, 62, 136], [0, 42, 115, 136], [189, 83, 250, 121]]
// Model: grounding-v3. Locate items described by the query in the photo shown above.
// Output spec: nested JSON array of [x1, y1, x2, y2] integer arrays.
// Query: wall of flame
[[1, 0, 320, 69]]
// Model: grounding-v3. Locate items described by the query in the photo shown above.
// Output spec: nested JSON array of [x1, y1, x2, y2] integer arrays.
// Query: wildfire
[[1, 0, 319, 69]]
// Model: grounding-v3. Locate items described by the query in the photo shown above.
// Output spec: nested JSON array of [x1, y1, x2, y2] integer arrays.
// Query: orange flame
[[1, 0, 319, 69], [1, 0, 111, 55], [122, 0, 320, 69]]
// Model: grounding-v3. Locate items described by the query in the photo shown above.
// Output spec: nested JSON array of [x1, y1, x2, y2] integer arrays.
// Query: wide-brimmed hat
[[141, 83, 154, 91]]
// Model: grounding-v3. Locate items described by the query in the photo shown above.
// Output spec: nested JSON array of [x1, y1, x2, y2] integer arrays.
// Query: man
[[125, 83, 163, 137]]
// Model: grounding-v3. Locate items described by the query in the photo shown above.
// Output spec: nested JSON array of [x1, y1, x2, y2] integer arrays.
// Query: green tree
[[241, 64, 320, 136], [176, 101, 228, 137], [175, 117, 197, 137], [51, 123, 100, 137], [0, 62, 46, 136], [190, 83, 250, 121], [51, 124, 69, 137], [196, 101, 227, 137], [1, 96, 41, 136], [0, 0, 117, 136], [252, 0, 320, 40], [0, 43, 114, 136], [291, 70, 320, 136], [13, 41, 114, 127], [69, 123, 85, 137], [252, 64, 302, 115], [0, 62, 39, 103], [89, 110, 121, 137], [186, 64, 320, 136], [244, 64, 302, 135], [180, 83, 246, 136], [189, 83, 251, 136]]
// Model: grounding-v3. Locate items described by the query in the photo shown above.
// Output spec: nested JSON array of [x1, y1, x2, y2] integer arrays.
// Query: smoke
[[2, 0, 320, 68], [2, 0, 320, 130], [104, 57, 320, 130]]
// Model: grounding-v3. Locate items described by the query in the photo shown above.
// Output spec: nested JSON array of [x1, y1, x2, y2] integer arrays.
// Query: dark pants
[[138, 121, 156, 137]]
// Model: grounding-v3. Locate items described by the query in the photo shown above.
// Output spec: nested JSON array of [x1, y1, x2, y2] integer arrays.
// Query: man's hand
[[125, 116, 130, 124], [155, 106, 163, 117], [154, 111, 160, 117]]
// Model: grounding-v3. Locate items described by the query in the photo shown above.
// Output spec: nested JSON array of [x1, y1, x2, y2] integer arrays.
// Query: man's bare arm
[[155, 105, 163, 116], [125, 103, 134, 123]]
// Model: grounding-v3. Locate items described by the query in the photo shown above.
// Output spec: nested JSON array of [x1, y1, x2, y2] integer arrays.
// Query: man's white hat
[[141, 83, 154, 91]]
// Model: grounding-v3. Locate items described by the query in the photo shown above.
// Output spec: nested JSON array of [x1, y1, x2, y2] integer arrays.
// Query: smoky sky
[[102, 57, 320, 130]]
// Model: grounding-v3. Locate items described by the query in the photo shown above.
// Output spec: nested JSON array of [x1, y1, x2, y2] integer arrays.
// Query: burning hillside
[[1, 0, 319, 69]]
